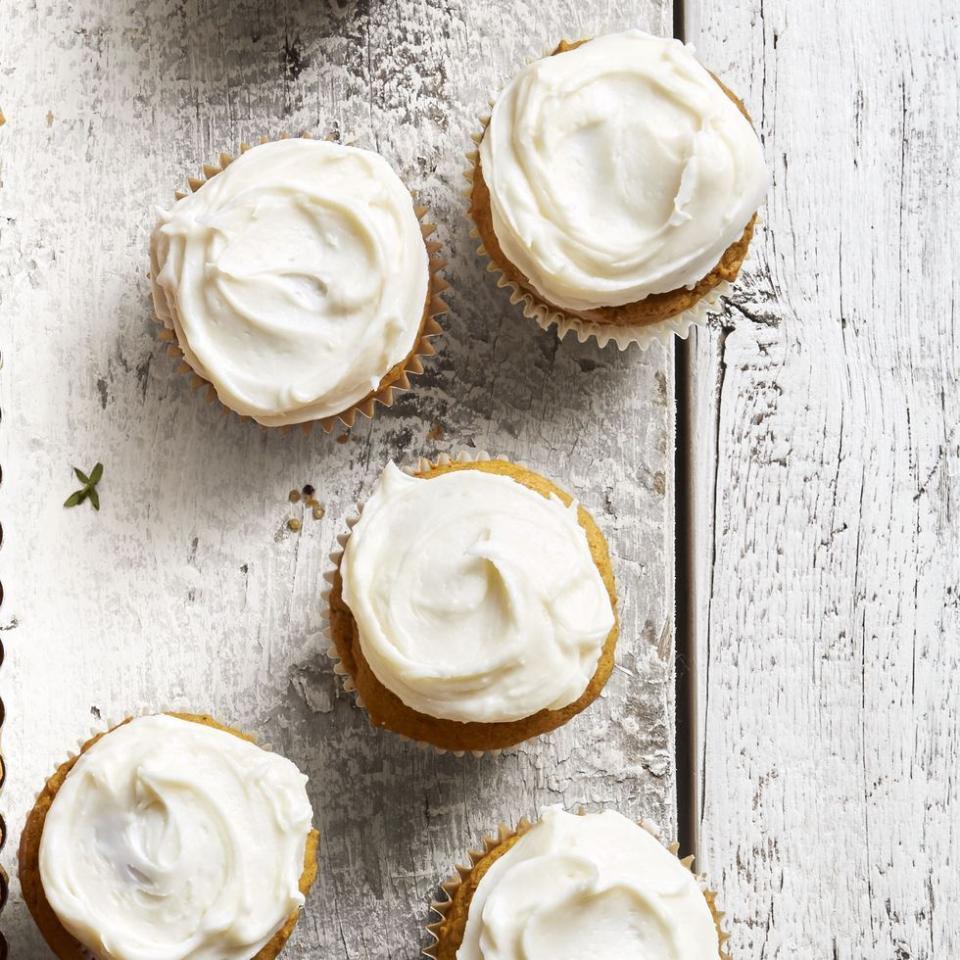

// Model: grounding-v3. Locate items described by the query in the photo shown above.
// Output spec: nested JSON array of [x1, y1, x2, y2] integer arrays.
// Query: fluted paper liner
[[423, 814, 731, 959], [18, 710, 319, 960], [149, 133, 447, 432], [465, 38, 761, 352]]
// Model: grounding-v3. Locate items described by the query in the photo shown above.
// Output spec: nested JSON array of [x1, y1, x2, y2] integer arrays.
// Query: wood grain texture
[[688, 0, 960, 956], [0, 1, 675, 955]]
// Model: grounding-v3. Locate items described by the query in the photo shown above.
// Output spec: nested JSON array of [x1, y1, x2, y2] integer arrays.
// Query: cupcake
[[427, 807, 726, 960], [328, 454, 618, 753], [19, 713, 319, 960], [469, 30, 768, 347], [150, 136, 445, 429]]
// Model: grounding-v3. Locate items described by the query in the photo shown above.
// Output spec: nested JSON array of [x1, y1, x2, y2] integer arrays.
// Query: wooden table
[[687, 2, 960, 957], [1, 0, 957, 957], [0, 1, 675, 956]]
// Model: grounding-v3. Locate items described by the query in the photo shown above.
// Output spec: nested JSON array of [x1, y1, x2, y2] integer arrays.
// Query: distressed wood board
[[0, 0, 675, 955], [689, 0, 960, 957]]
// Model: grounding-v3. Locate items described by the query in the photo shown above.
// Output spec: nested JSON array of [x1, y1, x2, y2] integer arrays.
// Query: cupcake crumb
[[287, 518, 302, 532], [288, 489, 301, 503], [336, 432, 350, 444], [302, 483, 315, 497], [427, 422, 445, 441], [0, 109, 6, 127], [46, 110, 54, 127], [312, 504, 326, 521]]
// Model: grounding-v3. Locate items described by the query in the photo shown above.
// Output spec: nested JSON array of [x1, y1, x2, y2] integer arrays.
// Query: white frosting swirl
[[39, 715, 314, 960], [480, 30, 768, 311], [150, 138, 429, 426], [340, 464, 615, 723], [459, 808, 719, 960]]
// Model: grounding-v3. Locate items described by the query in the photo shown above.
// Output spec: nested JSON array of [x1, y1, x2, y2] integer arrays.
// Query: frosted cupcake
[[428, 807, 726, 960], [469, 30, 768, 346], [19, 713, 318, 960], [150, 137, 445, 429], [328, 456, 618, 752]]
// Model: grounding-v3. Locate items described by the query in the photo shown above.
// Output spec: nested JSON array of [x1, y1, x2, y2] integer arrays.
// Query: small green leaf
[[64, 489, 87, 508], [73, 467, 89, 484], [89, 463, 103, 485], [88, 487, 100, 511]]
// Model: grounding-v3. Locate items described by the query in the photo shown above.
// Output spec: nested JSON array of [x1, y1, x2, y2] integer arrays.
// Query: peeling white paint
[[689, 0, 960, 957]]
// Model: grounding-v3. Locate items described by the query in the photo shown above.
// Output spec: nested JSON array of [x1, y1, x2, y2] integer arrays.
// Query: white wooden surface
[[689, 0, 960, 957], [0, 1, 676, 956]]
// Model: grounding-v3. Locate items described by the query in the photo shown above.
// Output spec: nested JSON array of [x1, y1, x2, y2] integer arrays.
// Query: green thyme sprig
[[65, 462, 103, 510]]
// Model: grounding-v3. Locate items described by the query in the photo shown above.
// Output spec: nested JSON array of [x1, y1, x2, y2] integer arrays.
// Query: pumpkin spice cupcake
[[469, 30, 768, 348], [427, 807, 728, 960], [327, 453, 618, 753], [19, 713, 319, 960], [150, 136, 446, 430]]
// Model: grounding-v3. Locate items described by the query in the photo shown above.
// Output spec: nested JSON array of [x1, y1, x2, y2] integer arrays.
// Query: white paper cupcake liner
[[149, 132, 447, 433], [424, 813, 731, 959], [465, 36, 761, 352]]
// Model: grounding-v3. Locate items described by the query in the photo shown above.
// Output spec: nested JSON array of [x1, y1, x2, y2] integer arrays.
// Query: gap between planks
[[671, 0, 701, 865]]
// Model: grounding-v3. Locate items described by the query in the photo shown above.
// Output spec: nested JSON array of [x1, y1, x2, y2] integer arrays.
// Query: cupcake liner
[[322, 450, 504, 759], [465, 38, 761, 352], [149, 132, 448, 432], [424, 814, 731, 960], [19, 710, 318, 960]]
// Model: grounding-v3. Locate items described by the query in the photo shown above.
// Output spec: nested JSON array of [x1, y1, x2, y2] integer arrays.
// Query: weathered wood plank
[[0, 2, 675, 955], [689, 0, 960, 956]]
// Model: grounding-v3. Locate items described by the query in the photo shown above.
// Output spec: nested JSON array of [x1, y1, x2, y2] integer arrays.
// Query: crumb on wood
[[287, 518, 302, 532], [0, 109, 5, 127], [302, 483, 315, 497], [336, 432, 349, 444], [46, 110, 53, 127], [427, 422, 445, 441], [288, 489, 301, 503], [312, 504, 326, 521]]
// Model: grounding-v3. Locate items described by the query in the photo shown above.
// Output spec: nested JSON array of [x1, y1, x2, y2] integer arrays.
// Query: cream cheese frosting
[[479, 30, 768, 312], [150, 138, 429, 426], [39, 714, 314, 960], [340, 464, 615, 723], [458, 808, 719, 960]]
